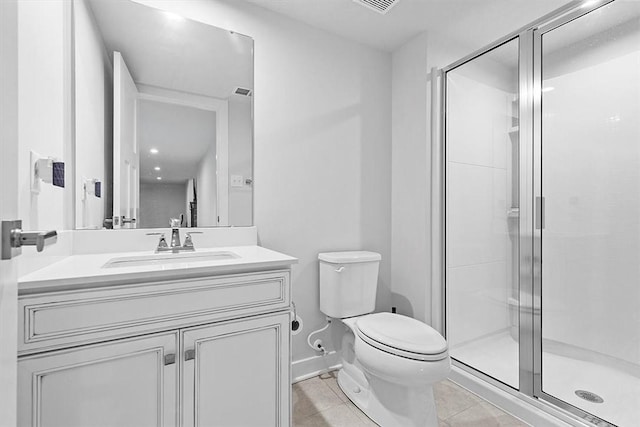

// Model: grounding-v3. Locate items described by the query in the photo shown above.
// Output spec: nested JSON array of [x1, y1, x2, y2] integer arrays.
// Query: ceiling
[[89, 0, 253, 98], [138, 100, 216, 184], [241, 0, 573, 52]]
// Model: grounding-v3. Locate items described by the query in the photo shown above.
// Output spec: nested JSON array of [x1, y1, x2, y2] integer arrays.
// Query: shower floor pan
[[451, 331, 640, 427]]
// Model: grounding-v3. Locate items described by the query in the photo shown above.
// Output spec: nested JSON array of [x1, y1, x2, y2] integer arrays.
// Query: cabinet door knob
[[185, 349, 195, 361], [164, 354, 176, 366]]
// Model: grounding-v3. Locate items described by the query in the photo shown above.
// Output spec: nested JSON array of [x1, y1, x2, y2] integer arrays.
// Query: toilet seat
[[355, 313, 448, 361]]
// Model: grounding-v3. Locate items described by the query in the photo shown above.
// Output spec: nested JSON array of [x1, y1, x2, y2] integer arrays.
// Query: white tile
[[447, 163, 508, 267], [447, 261, 510, 348], [434, 380, 480, 420], [293, 376, 344, 422], [296, 403, 367, 427], [447, 73, 512, 170], [319, 372, 349, 403], [345, 401, 379, 426]]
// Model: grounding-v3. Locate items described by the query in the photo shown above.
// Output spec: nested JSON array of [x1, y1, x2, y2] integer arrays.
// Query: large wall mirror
[[74, 0, 253, 230]]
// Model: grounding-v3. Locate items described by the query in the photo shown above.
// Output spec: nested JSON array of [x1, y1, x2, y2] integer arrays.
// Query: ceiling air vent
[[353, 0, 400, 15], [233, 87, 252, 97]]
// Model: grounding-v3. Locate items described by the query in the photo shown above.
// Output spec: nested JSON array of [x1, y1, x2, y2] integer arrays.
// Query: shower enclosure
[[443, 1, 640, 425]]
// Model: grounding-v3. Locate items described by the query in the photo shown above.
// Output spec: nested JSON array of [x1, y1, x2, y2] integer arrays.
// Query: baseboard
[[449, 366, 591, 427], [291, 351, 341, 383]]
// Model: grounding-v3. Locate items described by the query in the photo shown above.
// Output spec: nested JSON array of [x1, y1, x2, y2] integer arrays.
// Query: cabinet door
[[182, 312, 290, 427], [18, 332, 178, 427]]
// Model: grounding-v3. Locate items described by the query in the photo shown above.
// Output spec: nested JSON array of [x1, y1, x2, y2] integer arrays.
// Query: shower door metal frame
[[530, 2, 617, 426], [441, 1, 619, 426], [442, 32, 529, 394]]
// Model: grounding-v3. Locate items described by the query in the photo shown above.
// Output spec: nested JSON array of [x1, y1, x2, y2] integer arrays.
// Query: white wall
[[390, 31, 471, 326], [390, 32, 430, 322], [135, 0, 392, 369], [139, 182, 187, 229], [228, 96, 252, 226], [74, 0, 112, 229], [17, 1, 69, 232]]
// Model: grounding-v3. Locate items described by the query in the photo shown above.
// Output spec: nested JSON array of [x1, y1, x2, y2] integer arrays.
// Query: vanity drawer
[[19, 270, 290, 355]]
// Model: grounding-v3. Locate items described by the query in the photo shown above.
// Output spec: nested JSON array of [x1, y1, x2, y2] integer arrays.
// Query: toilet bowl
[[338, 314, 450, 427], [354, 313, 450, 385], [318, 251, 451, 427]]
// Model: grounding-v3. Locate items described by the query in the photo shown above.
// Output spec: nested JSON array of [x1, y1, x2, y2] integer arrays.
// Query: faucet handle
[[183, 231, 202, 249], [146, 232, 168, 249], [170, 218, 181, 228]]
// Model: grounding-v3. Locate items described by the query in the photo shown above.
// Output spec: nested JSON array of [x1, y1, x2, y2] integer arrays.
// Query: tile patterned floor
[[292, 371, 529, 426]]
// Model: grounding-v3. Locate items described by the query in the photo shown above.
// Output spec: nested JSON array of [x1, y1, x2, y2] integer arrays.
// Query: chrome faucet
[[147, 219, 202, 253], [169, 218, 182, 248]]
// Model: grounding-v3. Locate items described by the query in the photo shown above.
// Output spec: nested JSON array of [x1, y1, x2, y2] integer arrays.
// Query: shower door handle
[[535, 197, 545, 230]]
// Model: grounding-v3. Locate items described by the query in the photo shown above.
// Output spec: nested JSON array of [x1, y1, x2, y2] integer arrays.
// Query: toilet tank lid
[[318, 251, 381, 263]]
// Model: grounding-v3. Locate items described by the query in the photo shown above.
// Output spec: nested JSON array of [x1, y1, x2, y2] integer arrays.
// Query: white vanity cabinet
[[17, 269, 292, 427], [18, 332, 178, 427], [182, 313, 290, 427]]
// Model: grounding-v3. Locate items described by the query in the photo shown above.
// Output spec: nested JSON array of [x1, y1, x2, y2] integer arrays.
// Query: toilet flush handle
[[335, 266, 345, 273]]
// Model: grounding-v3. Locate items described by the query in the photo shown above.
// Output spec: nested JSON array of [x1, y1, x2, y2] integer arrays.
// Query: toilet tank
[[318, 251, 381, 318]]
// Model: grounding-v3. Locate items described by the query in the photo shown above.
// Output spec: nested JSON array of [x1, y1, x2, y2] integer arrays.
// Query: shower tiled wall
[[446, 73, 514, 347]]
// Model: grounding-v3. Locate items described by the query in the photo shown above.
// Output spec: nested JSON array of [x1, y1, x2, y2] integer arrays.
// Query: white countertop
[[19, 245, 297, 294]]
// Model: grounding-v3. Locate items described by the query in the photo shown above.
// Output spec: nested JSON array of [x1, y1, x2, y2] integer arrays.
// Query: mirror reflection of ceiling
[[88, 0, 253, 98], [138, 100, 216, 184]]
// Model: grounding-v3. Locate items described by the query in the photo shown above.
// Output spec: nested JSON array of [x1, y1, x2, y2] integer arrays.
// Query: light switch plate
[[230, 175, 244, 188]]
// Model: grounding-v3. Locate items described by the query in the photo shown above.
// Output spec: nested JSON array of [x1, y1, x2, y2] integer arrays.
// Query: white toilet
[[318, 251, 450, 427]]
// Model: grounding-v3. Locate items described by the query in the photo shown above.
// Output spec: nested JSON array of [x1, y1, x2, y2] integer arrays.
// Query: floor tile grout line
[[440, 402, 480, 422], [319, 374, 350, 403], [293, 380, 342, 422], [318, 375, 375, 425], [443, 402, 495, 424]]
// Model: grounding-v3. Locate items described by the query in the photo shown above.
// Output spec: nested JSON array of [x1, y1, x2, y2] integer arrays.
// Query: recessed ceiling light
[[156, 177, 162, 181], [154, 166, 161, 171], [150, 148, 159, 154]]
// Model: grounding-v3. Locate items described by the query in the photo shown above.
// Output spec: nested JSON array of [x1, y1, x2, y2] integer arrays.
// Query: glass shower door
[[537, 2, 640, 425], [445, 38, 520, 389]]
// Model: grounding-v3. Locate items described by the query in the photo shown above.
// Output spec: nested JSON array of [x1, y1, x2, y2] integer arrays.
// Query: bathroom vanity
[[17, 244, 296, 426]]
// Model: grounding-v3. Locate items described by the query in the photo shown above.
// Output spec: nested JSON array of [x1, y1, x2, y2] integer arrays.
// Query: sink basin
[[102, 251, 239, 269]]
